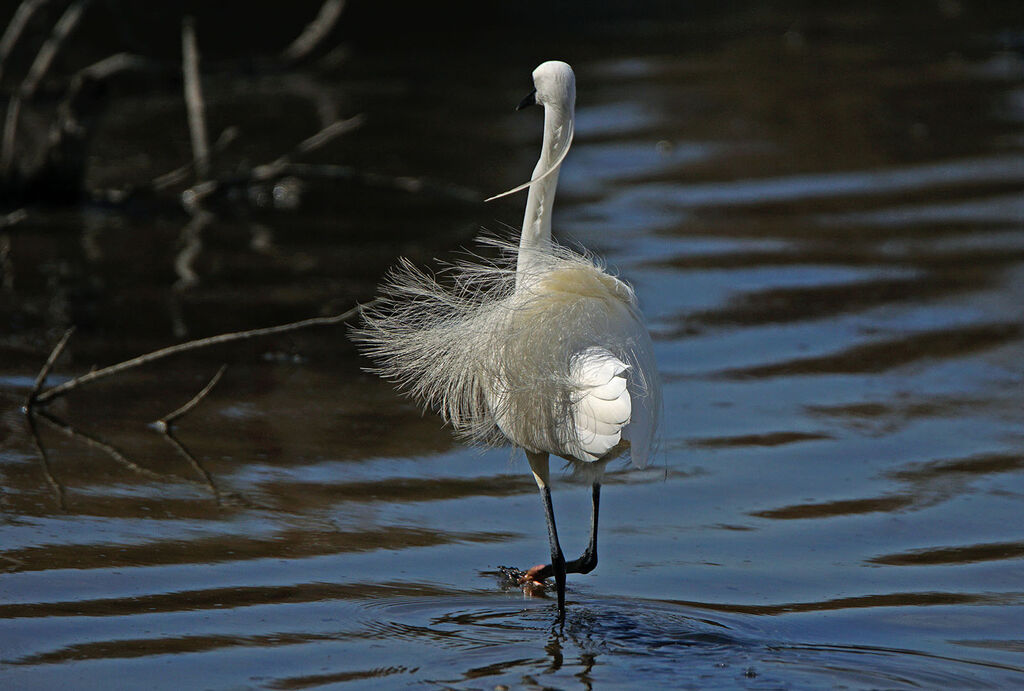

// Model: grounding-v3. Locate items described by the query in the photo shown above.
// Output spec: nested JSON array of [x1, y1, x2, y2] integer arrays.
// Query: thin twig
[[153, 364, 226, 432], [181, 16, 209, 180], [30, 299, 377, 406], [152, 126, 238, 191], [24, 326, 74, 409], [35, 408, 191, 484], [294, 114, 365, 158], [250, 114, 365, 180], [0, 0, 49, 83], [280, 0, 347, 64], [26, 411, 67, 511], [183, 114, 365, 208], [75, 49, 152, 81]]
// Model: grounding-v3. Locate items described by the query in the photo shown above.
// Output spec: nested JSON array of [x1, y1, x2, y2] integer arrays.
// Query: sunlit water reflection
[[2, 2, 1024, 688]]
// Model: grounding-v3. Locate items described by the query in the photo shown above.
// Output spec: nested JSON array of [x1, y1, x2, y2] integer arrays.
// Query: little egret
[[355, 61, 660, 617]]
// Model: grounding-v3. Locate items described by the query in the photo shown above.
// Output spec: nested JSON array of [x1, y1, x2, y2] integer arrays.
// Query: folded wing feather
[[568, 347, 632, 462]]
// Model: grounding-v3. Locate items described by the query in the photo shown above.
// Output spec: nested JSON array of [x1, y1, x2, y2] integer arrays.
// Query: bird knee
[[576, 550, 598, 574]]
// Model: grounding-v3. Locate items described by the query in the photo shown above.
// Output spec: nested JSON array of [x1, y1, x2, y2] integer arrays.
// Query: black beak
[[515, 89, 537, 111]]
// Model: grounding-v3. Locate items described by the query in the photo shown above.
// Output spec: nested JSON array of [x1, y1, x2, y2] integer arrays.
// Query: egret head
[[525, 61, 576, 113], [485, 61, 576, 203]]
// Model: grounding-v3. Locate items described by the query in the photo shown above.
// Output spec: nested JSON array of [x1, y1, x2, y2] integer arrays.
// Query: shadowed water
[[2, 2, 1024, 688]]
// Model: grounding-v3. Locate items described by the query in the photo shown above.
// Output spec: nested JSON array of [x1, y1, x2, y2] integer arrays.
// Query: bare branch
[[24, 326, 75, 409], [21, 0, 89, 98], [30, 299, 377, 406], [181, 16, 209, 180], [280, 0, 347, 65], [153, 364, 227, 432], [2, 0, 89, 175], [0, 0, 49, 83]]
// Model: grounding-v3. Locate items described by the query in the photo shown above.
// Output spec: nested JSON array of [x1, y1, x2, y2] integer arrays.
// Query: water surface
[[2, 2, 1024, 688]]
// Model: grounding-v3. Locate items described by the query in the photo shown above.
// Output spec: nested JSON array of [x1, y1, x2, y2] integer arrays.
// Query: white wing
[[567, 347, 632, 462]]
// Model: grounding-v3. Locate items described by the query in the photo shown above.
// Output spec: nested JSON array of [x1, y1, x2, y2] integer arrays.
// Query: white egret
[[355, 61, 660, 617]]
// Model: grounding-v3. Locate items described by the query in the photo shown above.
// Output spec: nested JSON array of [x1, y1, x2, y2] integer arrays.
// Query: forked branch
[[152, 364, 227, 432], [28, 299, 378, 407]]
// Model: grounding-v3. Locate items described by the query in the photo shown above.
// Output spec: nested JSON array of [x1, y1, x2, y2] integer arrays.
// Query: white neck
[[517, 102, 573, 287]]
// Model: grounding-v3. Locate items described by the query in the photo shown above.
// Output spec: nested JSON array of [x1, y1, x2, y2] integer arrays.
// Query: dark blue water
[[2, 2, 1024, 688]]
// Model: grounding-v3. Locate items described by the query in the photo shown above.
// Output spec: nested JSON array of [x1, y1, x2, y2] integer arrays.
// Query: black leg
[[526, 451, 567, 618], [566, 482, 600, 574], [525, 482, 601, 580], [538, 483, 567, 616]]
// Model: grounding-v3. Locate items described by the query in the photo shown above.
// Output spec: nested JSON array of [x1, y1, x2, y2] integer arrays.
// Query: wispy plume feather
[[352, 235, 660, 466]]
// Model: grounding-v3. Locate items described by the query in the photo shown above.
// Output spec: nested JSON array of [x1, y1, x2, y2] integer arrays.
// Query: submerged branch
[[35, 408, 192, 484], [26, 411, 67, 511], [29, 299, 378, 407], [158, 429, 228, 505]]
